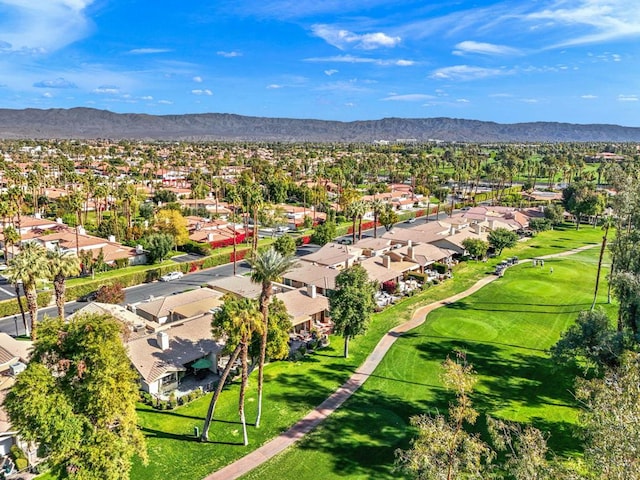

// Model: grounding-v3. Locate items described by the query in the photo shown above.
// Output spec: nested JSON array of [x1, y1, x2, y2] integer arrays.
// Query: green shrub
[[433, 262, 447, 274], [15, 457, 28, 471]]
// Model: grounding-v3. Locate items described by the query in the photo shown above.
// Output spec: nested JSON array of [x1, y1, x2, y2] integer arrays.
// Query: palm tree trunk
[[14, 284, 28, 337], [54, 275, 65, 320], [255, 285, 270, 428], [373, 211, 378, 239], [200, 344, 241, 442], [591, 229, 608, 310], [344, 334, 350, 358], [25, 285, 38, 340], [239, 340, 249, 446]]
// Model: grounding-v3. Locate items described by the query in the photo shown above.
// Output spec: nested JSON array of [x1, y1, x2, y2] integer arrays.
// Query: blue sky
[[0, 0, 639, 126]]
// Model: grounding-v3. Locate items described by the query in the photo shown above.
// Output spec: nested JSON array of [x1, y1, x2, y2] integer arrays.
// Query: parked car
[[78, 291, 98, 302], [160, 271, 184, 282], [405, 217, 416, 224]]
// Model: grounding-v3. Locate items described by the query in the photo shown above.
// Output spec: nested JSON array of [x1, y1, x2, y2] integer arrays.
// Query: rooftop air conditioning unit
[[10, 362, 27, 376]]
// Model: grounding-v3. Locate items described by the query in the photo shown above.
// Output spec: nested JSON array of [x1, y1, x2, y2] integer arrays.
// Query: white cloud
[[305, 55, 414, 66], [618, 94, 638, 102], [193, 76, 203, 83], [431, 65, 508, 81], [217, 51, 242, 57], [93, 85, 120, 94], [191, 89, 212, 96], [383, 94, 434, 102], [127, 48, 171, 54], [324, 69, 338, 76], [0, 0, 94, 52], [523, 0, 640, 48], [42, 92, 53, 98], [158, 100, 173, 104], [311, 24, 400, 50], [33, 77, 76, 88], [521, 98, 539, 103], [581, 94, 598, 99], [456, 98, 470, 103], [267, 84, 283, 89], [453, 40, 520, 56], [141, 95, 153, 100]]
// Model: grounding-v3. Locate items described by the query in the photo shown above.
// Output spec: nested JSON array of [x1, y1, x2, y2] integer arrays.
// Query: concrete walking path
[[204, 244, 597, 480]]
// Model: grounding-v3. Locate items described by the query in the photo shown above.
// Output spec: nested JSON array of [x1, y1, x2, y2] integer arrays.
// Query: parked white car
[[160, 271, 184, 282]]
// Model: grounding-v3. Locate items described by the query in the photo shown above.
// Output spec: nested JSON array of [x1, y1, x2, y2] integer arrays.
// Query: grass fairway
[[124, 225, 606, 480], [243, 242, 614, 479]]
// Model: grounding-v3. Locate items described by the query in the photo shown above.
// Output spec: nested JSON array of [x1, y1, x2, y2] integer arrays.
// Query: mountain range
[[0, 107, 639, 143]]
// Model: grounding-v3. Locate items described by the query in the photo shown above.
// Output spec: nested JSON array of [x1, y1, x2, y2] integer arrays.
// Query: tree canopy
[[488, 228, 519, 256], [329, 264, 376, 358], [5, 314, 147, 479]]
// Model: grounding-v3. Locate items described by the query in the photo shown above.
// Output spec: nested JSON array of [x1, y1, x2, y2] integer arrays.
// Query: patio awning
[[191, 357, 213, 370]]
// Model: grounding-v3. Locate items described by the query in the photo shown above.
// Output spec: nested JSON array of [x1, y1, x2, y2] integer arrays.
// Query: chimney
[[207, 233, 214, 242], [488, 219, 495, 230], [78, 225, 86, 236], [34, 212, 41, 219], [408, 245, 415, 261], [449, 225, 456, 235], [135, 244, 144, 254], [56, 217, 63, 224], [407, 240, 412, 247], [108, 235, 116, 243], [307, 284, 317, 298], [473, 223, 482, 235], [382, 255, 391, 268], [157, 331, 169, 351]]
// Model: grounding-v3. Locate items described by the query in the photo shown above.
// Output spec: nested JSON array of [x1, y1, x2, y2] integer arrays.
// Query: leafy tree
[[544, 203, 565, 226], [329, 265, 376, 358], [378, 203, 399, 231], [562, 182, 604, 230], [395, 353, 494, 480], [273, 234, 296, 257], [311, 221, 336, 246], [138, 202, 155, 220], [4, 314, 147, 479], [95, 282, 126, 304], [143, 233, 174, 264], [47, 248, 81, 321], [152, 189, 177, 204], [249, 247, 295, 427], [576, 351, 640, 480], [528, 218, 551, 235], [488, 228, 519, 256], [5, 242, 49, 339], [551, 310, 627, 371], [462, 237, 489, 261], [154, 209, 189, 246]]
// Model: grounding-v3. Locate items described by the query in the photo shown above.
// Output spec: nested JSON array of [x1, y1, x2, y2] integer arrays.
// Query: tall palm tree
[[249, 247, 295, 428], [371, 198, 385, 239], [591, 215, 614, 310], [6, 242, 48, 340], [47, 248, 81, 320], [2, 225, 19, 266], [201, 297, 263, 444]]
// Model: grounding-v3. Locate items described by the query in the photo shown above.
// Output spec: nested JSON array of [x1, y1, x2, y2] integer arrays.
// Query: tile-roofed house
[[353, 237, 393, 257], [359, 254, 420, 285], [281, 261, 340, 295], [132, 288, 224, 324], [126, 314, 223, 395], [208, 275, 292, 299], [0, 333, 31, 372], [431, 229, 489, 255], [396, 242, 454, 269], [381, 221, 452, 246], [274, 286, 331, 333], [299, 242, 363, 269], [29, 227, 147, 265]]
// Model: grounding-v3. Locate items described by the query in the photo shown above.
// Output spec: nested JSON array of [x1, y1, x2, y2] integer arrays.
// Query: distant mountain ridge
[[0, 107, 639, 142]]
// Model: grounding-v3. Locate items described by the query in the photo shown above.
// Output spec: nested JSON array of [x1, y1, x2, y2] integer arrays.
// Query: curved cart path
[[204, 244, 597, 480]]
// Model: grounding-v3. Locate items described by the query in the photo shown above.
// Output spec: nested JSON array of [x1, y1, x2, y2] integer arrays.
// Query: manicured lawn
[[102, 225, 605, 480], [242, 235, 613, 479]]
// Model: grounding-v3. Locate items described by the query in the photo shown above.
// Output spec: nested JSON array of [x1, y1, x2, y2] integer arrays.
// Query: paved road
[[0, 243, 321, 336]]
